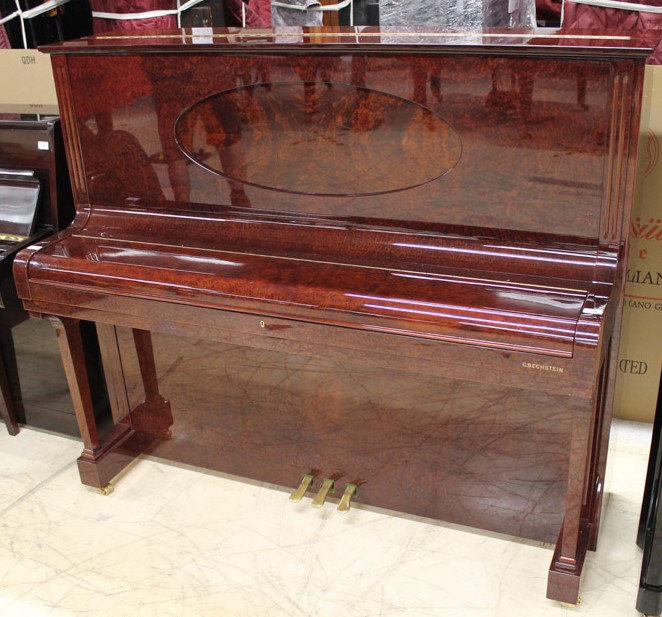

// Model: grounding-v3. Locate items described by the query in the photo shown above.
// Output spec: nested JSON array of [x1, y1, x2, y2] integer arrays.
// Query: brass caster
[[100, 483, 114, 496], [559, 599, 581, 608]]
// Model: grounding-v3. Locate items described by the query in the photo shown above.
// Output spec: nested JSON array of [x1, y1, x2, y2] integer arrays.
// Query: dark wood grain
[[15, 27, 655, 604], [112, 327, 576, 541], [54, 53, 614, 237]]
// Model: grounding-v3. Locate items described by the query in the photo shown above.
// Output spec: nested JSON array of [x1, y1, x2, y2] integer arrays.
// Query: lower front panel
[[115, 327, 575, 543]]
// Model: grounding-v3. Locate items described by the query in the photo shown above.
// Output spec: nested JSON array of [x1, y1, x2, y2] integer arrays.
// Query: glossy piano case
[[13, 28, 657, 603]]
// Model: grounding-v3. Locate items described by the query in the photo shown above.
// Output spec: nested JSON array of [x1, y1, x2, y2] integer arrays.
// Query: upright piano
[[14, 27, 655, 603], [0, 115, 74, 434]]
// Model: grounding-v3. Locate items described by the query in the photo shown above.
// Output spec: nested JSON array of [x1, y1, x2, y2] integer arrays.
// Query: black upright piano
[[0, 115, 75, 434]]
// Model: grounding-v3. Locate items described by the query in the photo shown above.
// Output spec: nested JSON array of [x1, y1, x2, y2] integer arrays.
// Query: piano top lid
[[0, 114, 59, 129], [40, 27, 658, 60]]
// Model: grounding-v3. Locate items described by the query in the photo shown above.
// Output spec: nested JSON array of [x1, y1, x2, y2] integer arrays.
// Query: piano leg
[[0, 335, 19, 435], [95, 324, 173, 431], [96, 323, 172, 460], [586, 363, 613, 554], [637, 427, 662, 615], [129, 328, 173, 437], [636, 368, 662, 615], [547, 410, 593, 604], [0, 313, 27, 435], [51, 317, 171, 490], [546, 350, 615, 605]]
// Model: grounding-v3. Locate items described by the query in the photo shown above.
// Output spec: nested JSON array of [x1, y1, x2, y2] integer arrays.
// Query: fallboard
[[26, 206, 602, 357]]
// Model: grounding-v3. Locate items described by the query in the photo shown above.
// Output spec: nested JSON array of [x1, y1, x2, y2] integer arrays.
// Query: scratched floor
[[0, 418, 652, 617]]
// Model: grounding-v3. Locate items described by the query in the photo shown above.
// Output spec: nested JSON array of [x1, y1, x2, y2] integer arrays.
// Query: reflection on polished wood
[[13, 27, 656, 604], [175, 81, 462, 196]]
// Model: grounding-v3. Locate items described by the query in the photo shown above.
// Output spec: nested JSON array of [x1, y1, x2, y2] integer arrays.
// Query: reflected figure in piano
[[146, 57, 254, 208], [80, 109, 165, 205]]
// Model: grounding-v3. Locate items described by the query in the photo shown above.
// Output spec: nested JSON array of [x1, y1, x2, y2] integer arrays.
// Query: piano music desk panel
[[13, 28, 656, 604]]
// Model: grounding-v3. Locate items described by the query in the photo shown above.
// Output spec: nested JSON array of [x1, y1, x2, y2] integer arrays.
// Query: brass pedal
[[337, 483, 357, 514], [289, 473, 314, 503], [311, 477, 335, 508]]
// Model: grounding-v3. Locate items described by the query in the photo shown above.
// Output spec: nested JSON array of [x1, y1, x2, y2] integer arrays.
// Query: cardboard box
[[0, 49, 58, 114], [614, 65, 662, 422]]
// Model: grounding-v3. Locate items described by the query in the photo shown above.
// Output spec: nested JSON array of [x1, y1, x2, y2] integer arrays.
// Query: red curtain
[[224, 0, 272, 26], [562, 0, 662, 64], [89, 0, 178, 33], [0, 25, 10, 49]]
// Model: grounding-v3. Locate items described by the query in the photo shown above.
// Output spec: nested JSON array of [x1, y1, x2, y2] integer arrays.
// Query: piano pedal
[[337, 483, 358, 514], [290, 474, 359, 512], [289, 473, 315, 503], [311, 477, 335, 508]]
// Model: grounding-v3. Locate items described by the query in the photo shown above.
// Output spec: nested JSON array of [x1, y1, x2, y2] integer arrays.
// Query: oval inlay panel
[[175, 82, 462, 197]]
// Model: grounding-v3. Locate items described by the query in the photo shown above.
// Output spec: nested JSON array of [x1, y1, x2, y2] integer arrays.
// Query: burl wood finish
[[14, 28, 656, 603]]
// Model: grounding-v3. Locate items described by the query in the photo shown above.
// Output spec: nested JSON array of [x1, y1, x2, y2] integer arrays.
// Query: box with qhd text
[[0, 49, 57, 114]]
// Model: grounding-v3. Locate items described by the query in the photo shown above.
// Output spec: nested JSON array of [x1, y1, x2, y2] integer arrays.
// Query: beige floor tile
[[0, 420, 653, 616]]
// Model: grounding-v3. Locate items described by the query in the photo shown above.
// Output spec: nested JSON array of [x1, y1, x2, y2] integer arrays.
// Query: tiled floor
[[0, 420, 654, 616]]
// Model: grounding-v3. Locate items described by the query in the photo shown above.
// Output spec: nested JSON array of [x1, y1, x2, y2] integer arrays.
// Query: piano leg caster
[[559, 599, 581, 608], [94, 483, 114, 496]]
